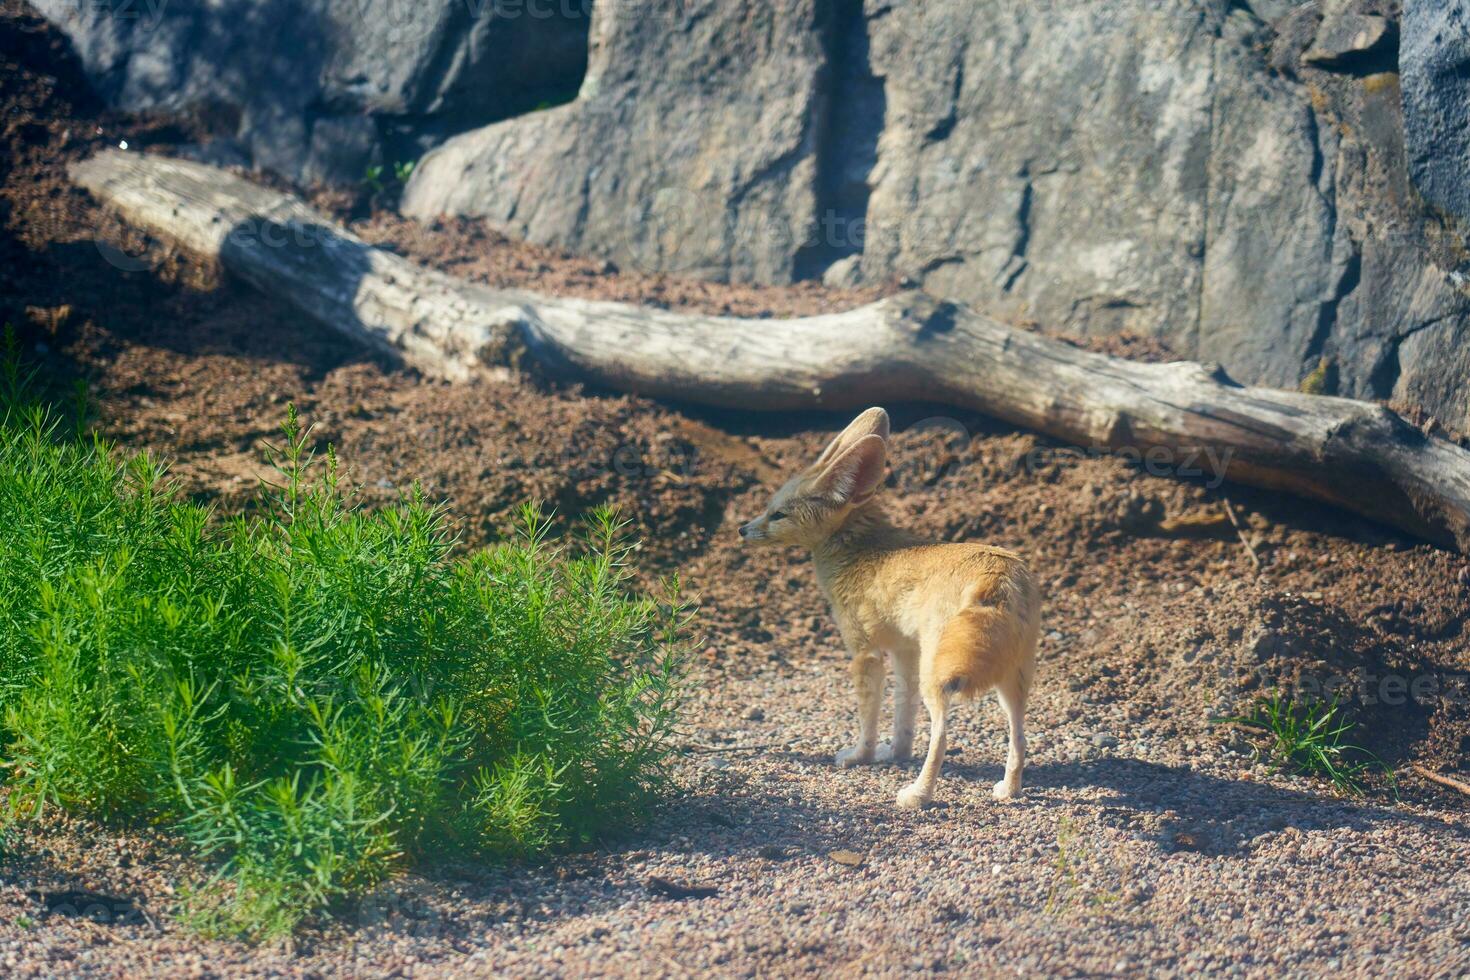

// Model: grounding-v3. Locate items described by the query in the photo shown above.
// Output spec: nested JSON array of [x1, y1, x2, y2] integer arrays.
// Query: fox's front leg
[[875, 650, 917, 763], [835, 652, 884, 767]]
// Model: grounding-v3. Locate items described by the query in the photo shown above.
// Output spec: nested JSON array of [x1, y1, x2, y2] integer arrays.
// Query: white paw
[[874, 741, 913, 764], [992, 779, 1020, 801], [896, 783, 932, 809], [836, 745, 874, 768]]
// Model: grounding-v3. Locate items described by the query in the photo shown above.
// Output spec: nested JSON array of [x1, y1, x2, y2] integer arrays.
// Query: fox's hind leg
[[896, 679, 950, 809], [897, 607, 1017, 809], [992, 668, 1030, 800]]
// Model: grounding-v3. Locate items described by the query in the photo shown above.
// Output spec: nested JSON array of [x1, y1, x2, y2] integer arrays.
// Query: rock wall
[[400, 0, 1469, 429], [856, 0, 1348, 389], [1402, 0, 1470, 221], [403, 0, 827, 284], [38, 0, 1470, 428], [33, 0, 591, 183]]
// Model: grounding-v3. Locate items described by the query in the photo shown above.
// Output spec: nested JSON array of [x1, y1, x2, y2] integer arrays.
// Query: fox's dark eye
[[769, 510, 788, 521]]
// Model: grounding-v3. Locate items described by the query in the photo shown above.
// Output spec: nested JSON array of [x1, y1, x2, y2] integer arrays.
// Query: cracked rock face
[[1401, 0, 1470, 222], [404, 0, 828, 285], [33, 0, 591, 184], [37, 0, 1470, 429], [857, 0, 1349, 390], [403, 0, 1468, 427]]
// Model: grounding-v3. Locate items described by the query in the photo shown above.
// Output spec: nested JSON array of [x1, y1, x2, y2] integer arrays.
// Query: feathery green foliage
[[0, 346, 687, 937]]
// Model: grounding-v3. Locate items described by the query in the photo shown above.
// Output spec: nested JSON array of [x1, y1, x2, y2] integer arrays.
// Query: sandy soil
[[3, 673, 1469, 977], [3, 6, 1470, 976]]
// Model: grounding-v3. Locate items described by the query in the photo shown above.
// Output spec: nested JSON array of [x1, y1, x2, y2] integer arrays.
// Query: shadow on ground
[[1024, 757, 1467, 856]]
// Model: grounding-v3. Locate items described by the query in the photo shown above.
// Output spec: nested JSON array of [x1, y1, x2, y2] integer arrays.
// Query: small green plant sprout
[[364, 162, 416, 196], [362, 164, 386, 194], [1, 324, 32, 404], [1044, 816, 1081, 914], [1044, 816, 1120, 916], [1299, 357, 1335, 396], [529, 86, 580, 114], [1216, 692, 1394, 796]]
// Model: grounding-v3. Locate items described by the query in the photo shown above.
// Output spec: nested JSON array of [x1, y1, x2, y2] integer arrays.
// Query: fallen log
[[70, 150, 1470, 552]]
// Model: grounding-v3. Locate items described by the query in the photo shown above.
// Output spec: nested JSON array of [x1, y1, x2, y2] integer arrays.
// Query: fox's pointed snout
[[740, 517, 779, 544], [739, 517, 769, 541]]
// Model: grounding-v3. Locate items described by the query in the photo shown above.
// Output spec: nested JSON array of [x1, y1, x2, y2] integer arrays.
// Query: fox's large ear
[[813, 434, 887, 506], [814, 407, 890, 468]]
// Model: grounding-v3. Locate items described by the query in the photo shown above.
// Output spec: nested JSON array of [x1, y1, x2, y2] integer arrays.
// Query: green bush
[[0, 354, 687, 937]]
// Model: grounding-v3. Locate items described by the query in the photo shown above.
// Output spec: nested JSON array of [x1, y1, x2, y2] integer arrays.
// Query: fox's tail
[[931, 583, 1039, 700]]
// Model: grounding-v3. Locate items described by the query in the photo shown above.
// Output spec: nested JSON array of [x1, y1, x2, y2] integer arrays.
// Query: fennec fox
[[738, 408, 1040, 809]]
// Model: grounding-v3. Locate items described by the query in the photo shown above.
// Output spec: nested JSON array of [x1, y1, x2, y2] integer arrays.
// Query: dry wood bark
[[70, 150, 1470, 551], [1411, 764, 1470, 798]]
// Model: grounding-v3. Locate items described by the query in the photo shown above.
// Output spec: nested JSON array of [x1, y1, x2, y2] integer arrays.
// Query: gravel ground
[[1, 661, 1468, 977]]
